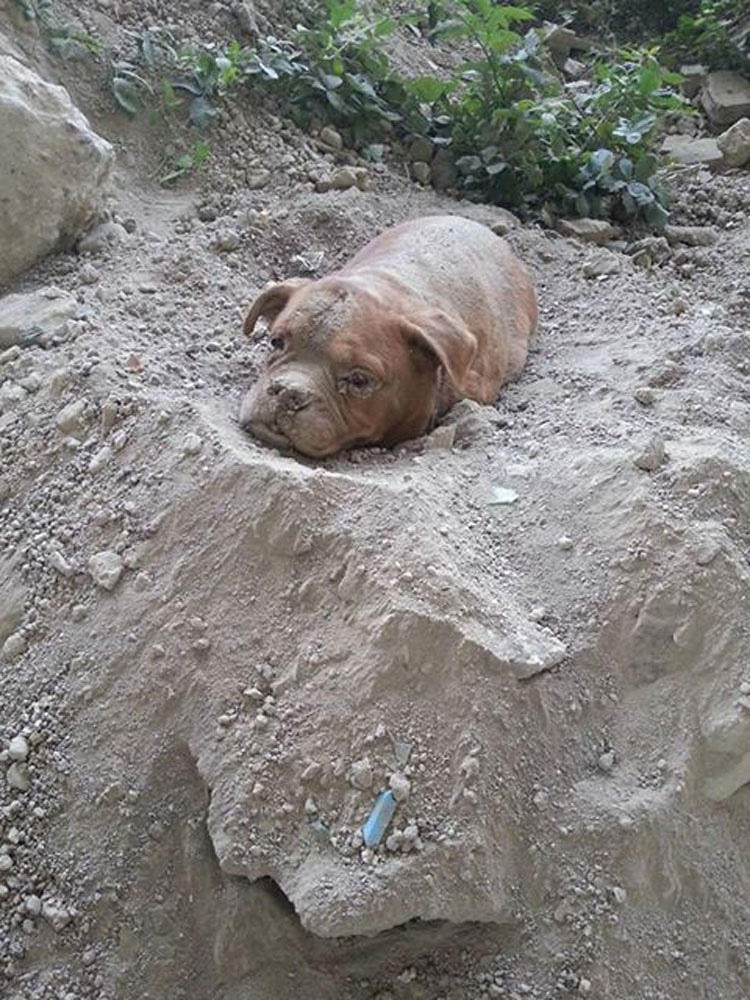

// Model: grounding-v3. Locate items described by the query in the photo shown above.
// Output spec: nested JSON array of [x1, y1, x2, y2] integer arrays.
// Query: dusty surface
[[3, 2, 750, 999]]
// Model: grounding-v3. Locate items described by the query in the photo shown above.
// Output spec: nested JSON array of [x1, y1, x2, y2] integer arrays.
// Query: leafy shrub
[[409, 1, 684, 225], [662, 0, 750, 72], [103, 0, 686, 227]]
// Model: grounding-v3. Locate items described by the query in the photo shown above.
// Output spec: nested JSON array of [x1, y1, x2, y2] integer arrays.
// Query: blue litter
[[361, 790, 397, 848]]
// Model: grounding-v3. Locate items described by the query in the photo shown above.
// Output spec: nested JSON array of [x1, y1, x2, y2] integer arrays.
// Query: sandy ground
[[3, 2, 750, 999]]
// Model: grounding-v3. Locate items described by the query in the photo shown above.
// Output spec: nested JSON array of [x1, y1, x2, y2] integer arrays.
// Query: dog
[[239, 214, 537, 458]]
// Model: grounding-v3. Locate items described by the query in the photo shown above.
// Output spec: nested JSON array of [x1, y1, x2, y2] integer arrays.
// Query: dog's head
[[239, 277, 478, 458]]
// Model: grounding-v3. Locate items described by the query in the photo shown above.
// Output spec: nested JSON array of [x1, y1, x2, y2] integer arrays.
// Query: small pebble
[[389, 772, 411, 803], [183, 433, 203, 456], [633, 435, 667, 472], [7, 762, 31, 791], [88, 550, 124, 591], [8, 735, 29, 761]]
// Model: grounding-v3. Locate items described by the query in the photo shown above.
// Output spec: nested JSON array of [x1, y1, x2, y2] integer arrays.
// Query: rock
[[0, 46, 114, 285], [55, 399, 87, 437], [290, 251, 325, 275], [0, 288, 77, 350], [544, 24, 578, 58], [0, 345, 20, 365], [701, 71, 750, 127], [319, 126, 343, 151], [89, 446, 113, 473], [411, 161, 431, 185], [424, 423, 456, 450], [41, 900, 72, 932], [49, 548, 75, 578], [88, 550, 124, 591], [701, 701, 750, 801], [581, 250, 622, 278], [443, 399, 496, 445], [24, 895, 42, 917], [671, 297, 689, 315], [214, 229, 240, 252], [350, 757, 374, 790], [430, 148, 457, 191], [717, 117, 750, 168], [408, 136, 434, 164], [0, 854, 12, 873], [77, 220, 128, 255], [626, 236, 671, 267], [1, 631, 27, 661], [233, 0, 263, 37], [557, 218, 620, 244], [247, 169, 271, 190], [0, 562, 24, 646], [680, 64, 707, 99], [183, 433, 203, 456], [663, 225, 718, 247], [633, 387, 655, 406], [488, 486, 519, 506], [563, 57, 587, 79], [661, 134, 724, 168], [633, 435, 667, 472], [597, 750, 615, 773], [7, 761, 30, 791], [324, 166, 370, 192], [331, 167, 370, 191], [388, 772, 411, 802], [8, 735, 29, 761]]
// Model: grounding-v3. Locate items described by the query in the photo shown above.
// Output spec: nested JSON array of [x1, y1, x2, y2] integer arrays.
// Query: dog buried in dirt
[[239, 214, 537, 458]]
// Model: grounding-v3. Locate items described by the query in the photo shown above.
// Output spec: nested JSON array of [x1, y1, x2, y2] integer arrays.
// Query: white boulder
[[0, 44, 114, 286]]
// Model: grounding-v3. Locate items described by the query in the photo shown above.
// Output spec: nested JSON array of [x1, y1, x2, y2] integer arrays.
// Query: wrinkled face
[[239, 280, 447, 458]]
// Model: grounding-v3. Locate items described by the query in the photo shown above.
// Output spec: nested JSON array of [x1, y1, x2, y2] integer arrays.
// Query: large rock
[[0, 46, 114, 287], [717, 117, 750, 168], [661, 134, 724, 169], [701, 70, 750, 127], [0, 286, 77, 348], [557, 217, 620, 244]]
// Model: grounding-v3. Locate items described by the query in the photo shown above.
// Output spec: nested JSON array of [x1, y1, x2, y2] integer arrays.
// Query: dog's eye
[[269, 335, 284, 352], [339, 369, 376, 397]]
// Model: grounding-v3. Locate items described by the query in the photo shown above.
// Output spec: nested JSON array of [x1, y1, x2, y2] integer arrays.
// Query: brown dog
[[239, 214, 537, 457]]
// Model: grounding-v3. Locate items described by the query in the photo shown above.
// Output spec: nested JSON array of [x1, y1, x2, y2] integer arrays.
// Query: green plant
[[284, 0, 418, 141], [159, 140, 212, 185], [174, 37, 305, 126], [408, 1, 685, 225], [662, 0, 750, 72]]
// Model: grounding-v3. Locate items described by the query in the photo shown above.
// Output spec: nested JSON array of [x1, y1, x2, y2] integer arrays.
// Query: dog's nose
[[268, 378, 312, 412]]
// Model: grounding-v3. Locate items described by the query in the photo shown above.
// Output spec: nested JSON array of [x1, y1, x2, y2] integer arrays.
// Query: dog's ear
[[243, 278, 311, 338], [400, 308, 478, 395]]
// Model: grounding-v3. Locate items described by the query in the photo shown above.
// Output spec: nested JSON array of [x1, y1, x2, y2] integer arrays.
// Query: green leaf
[[409, 75, 450, 104], [634, 153, 657, 182], [111, 76, 142, 115], [374, 17, 396, 37], [627, 180, 654, 205], [193, 141, 211, 166], [485, 160, 507, 176], [325, 89, 349, 114], [188, 95, 217, 127]]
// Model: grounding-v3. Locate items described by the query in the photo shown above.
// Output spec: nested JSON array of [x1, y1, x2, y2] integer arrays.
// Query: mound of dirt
[[2, 4, 750, 1000]]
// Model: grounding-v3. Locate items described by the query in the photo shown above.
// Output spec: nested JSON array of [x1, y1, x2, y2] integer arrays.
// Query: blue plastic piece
[[362, 790, 397, 848]]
